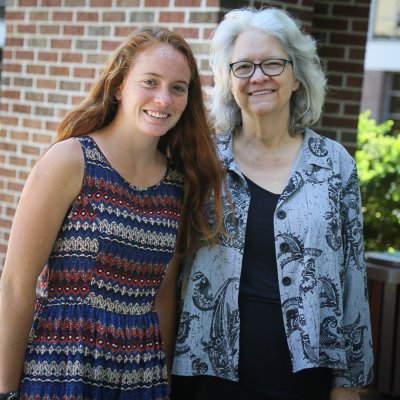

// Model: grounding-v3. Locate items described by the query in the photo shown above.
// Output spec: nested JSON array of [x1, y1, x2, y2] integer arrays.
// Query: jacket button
[[277, 210, 286, 219], [280, 242, 290, 252], [282, 277, 292, 286]]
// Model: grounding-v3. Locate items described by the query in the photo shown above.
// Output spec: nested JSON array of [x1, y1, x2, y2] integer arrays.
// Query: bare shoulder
[[27, 137, 84, 203], [40, 137, 83, 166]]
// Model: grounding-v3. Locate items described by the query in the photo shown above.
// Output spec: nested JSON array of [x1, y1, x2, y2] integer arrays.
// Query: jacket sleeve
[[332, 163, 374, 387]]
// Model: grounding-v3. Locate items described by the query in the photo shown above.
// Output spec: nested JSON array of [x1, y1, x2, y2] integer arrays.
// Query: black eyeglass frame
[[229, 58, 292, 78]]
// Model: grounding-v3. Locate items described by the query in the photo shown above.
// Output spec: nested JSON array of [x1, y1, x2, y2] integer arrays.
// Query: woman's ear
[[292, 79, 300, 92]]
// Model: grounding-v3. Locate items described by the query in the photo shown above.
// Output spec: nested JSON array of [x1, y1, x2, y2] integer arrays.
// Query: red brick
[[173, 27, 199, 39], [43, 0, 62, 5], [330, 90, 361, 102], [1, 117, 19, 126], [3, 50, 12, 59], [4, 11, 25, 20], [29, 11, 49, 20], [0, 193, 15, 203], [319, 47, 345, 58], [62, 53, 84, 63], [103, 12, 126, 22], [13, 104, 31, 114], [38, 51, 58, 62], [344, 104, 361, 114], [175, 0, 201, 5], [159, 12, 185, 23], [19, 0, 38, 5], [77, 12, 99, 22], [73, 67, 96, 78], [64, 25, 84, 35], [330, 33, 367, 46], [322, 116, 359, 129], [50, 66, 70, 76], [54, 12, 73, 21], [102, 40, 121, 51], [352, 20, 369, 33], [16, 50, 35, 60], [6, 207, 16, 219], [72, 95, 86, 105], [23, 119, 42, 129], [7, 182, 25, 193], [40, 25, 60, 34], [33, 133, 54, 143], [26, 64, 46, 74], [0, 168, 17, 179], [22, 145, 41, 156], [115, 26, 135, 37], [52, 39, 72, 49], [2, 91, 21, 100], [0, 142, 17, 152], [328, 60, 364, 74], [346, 76, 363, 87], [5, 37, 24, 46], [323, 102, 340, 113], [3, 64, 23, 73], [145, 0, 170, 6], [332, 5, 370, 18], [19, 170, 30, 180], [17, 24, 37, 34], [90, 0, 112, 5], [37, 79, 57, 89], [10, 131, 29, 141], [313, 17, 348, 30], [10, 156, 28, 167], [349, 48, 366, 60]]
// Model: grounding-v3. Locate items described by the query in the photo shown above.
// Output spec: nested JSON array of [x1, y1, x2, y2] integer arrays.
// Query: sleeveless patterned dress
[[20, 136, 184, 400]]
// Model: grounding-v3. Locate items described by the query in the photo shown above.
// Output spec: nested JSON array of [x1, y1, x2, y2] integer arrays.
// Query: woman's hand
[[329, 387, 360, 400]]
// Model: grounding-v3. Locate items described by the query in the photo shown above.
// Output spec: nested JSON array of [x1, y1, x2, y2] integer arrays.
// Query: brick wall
[[0, 0, 371, 269]]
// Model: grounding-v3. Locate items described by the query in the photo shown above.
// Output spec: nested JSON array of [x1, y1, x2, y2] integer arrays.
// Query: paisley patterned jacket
[[172, 128, 373, 387]]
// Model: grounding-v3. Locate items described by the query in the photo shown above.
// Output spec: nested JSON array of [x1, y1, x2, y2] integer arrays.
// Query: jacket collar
[[217, 128, 334, 172]]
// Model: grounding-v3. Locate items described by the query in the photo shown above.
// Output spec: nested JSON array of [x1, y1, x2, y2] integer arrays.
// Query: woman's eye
[[143, 79, 157, 86], [173, 86, 187, 94], [237, 64, 251, 71]]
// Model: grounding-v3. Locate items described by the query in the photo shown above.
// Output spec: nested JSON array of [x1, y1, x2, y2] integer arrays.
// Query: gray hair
[[208, 7, 327, 134]]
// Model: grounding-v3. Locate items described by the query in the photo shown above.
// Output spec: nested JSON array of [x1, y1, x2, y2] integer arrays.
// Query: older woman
[[171, 7, 373, 400]]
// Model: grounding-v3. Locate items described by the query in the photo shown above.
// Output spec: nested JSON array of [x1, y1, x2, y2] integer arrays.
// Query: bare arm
[[0, 138, 83, 392], [155, 254, 182, 382], [329, 387, 360, 400]]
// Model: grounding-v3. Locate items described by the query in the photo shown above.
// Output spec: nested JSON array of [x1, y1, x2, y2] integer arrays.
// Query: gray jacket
[[172, 128, 374, 387]]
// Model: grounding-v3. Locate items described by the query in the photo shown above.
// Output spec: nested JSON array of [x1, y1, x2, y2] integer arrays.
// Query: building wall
[[0, 0, 371, 269], [360, 70, 386, 121]]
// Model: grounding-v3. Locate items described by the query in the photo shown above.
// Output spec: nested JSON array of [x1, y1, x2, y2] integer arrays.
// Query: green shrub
[[355, 111, 400, 251]]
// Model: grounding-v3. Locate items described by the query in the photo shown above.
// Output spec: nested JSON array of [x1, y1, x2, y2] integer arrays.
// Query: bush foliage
[[355, 111, 400, 251]]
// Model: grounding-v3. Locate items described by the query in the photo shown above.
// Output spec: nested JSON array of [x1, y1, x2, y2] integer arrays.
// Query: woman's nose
[[250, 65, 271, 82], [154, 90, 172, 106]]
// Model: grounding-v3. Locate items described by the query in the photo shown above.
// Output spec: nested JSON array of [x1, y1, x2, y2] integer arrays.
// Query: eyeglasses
[[229, 58, 292, 78]]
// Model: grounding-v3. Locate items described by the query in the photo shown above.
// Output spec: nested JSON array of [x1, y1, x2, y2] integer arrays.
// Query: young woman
[[0, 26, 223, 400]]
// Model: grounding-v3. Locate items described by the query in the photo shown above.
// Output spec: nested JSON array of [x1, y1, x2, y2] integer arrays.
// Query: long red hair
[[56, 26, 224, 255]]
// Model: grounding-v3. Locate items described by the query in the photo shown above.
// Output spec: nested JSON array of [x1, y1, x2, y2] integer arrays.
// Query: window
[[373, 0, 400, 38]]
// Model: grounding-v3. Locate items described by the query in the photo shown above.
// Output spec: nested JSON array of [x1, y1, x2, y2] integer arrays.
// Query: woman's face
[[117, 43, 191, 139], [230, 29, 299, 121]]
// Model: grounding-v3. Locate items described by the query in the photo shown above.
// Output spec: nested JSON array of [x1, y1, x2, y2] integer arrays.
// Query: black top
[[238, 176, 331, 399]]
